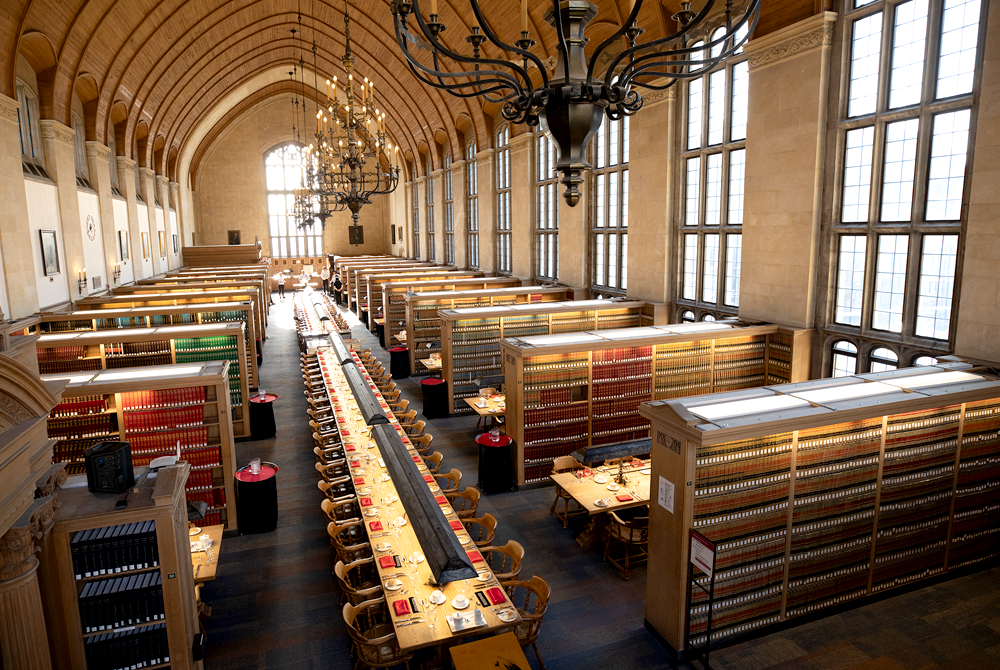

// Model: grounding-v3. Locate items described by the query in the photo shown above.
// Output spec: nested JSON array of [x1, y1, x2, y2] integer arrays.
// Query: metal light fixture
[[298, 1, 401, 229], [390, 0, 760, 206], [112, 262, 122, 285]]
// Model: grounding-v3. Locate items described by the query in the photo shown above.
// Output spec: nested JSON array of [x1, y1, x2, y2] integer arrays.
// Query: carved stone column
[[0, 495, 59, 670]]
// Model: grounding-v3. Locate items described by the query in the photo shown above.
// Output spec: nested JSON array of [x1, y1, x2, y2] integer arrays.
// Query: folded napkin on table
[[392, 599, 411, 616], [378, 555, 395, 569], [449, 520, 463, 530], [485, 588, 506, 605], [423, 475, 435, 483], [369, 521, 384, 531], [350, 460, 361, 468], [345, 444, 356, 451], [360, 497, 373, 506], [616, 494, 633, 502], [435, 496, 448, 505], [412, 455, 421, 462], [467, 550, 484, 563], [354, 477, 365, 485]]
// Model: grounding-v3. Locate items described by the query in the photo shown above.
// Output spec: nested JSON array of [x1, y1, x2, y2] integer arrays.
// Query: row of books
[[121, 388, 208, 409], [134, 446, 220, 470], [106, 354, 173, 369], [186, 488, 226, 508], [37, 345, 88, 361], [48, 415, 115, 440], [84, 623, 169, 669], [524, 404, 589, 427], [592, 379, 651, 400], [123, 407, 204, 431], [593, 346, 653, 364], [104, 341, 171, 355], [50, 395, 108, 417], [185, 469, 215, 491], [71, 521, 158, 579], [592, 360, 653, 382], [39, 358, 103, 374], [53, 437, 115, 464], [125, 427, 209, 454], [79, 571, 164, 633]]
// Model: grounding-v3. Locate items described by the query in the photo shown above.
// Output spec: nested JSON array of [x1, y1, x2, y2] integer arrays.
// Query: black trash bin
[[477, 433, 516, 493], [375, 321, 385, 348], [419, 377, 448, 419], [389, 347, 410, 379], [234, 462, 279, 534]]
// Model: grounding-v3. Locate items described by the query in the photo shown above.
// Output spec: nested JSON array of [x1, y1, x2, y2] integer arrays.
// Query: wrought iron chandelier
[[295, 1, 401, 229], [390, 0, 760, 206]]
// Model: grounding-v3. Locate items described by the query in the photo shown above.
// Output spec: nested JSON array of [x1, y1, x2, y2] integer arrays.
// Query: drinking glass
[[427, 606, 437, 630]]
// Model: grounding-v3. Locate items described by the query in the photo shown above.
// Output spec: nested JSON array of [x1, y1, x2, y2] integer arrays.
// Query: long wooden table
[[549, 460, 651, 546], [191, 523, 224, 583], [317, 349, 521, 652]]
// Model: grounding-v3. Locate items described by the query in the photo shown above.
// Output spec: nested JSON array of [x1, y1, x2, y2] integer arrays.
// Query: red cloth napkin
[[485, 588, 506, 605], [616, 494, 633, 502], [345, 444, 356, 451], [392, 599, 411, 616], [423, 475, 434, 482], [369, 521, 384, 531], [412, 455, 421, 462], [378, 555, 395, 569], [435, 496, 448, 505], [354, 477, 365, 485], [449, 520, 463, 530], [337, 418, 347, 423], [360, 497, 373, 507], [467, 550, 484, 563], [350, 460, 361, 468]]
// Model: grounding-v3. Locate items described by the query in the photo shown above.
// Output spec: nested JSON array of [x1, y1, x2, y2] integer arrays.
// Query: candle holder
[[615, 459, 628, 487], [77, 269, 87, 296], [112, 263, 122, 285]]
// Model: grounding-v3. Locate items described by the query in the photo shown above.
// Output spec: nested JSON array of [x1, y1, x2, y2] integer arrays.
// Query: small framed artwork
[[228, 230, 241, 245], [158, 230, 165, 257], [172, 234, 178, 254], [349, 226, 365, 245], [141, 232, 150, 259], [39, 229, 60, 276], [118, 230, 129, 260], [391, 225, 396, 244], [398, 226, 403, 241]]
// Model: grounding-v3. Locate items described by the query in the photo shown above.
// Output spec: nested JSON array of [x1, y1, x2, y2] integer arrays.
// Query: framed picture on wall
[[172, 234, 178, 254], [398, 226, 403, 242], [158, 230, 166, 257], [141, 232, 150, 258], [39, 230, 59, 276], [349, 226, 364, 245], [118, 230, 129, 261], [228, 230, 241, 245], [391, 225, 396, 244]]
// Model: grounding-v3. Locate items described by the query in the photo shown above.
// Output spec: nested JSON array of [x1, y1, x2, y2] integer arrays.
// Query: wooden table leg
[[575, 512, 606, 548]]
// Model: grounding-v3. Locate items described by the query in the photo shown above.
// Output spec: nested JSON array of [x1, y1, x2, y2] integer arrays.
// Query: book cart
[[442, 300, 668, 419], [37, 301, 261, 387], [405, 286, 584, 375], [106, 281, 268, 332], [41, 361, 239, 529], [38, 462, 204, 670], [360, 269, 476, 330], [77, 289, 265, 347], [500, 321, 811, 485], [638, 364, 1000, 654], [383, 276, 523, 348], [36, 322, 252, 439]]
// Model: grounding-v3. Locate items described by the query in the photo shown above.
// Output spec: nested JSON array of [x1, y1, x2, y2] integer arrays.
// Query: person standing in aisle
[[274, 273, 285, 299], [321, 264, 330, 294], [333, 274, 343, 305]]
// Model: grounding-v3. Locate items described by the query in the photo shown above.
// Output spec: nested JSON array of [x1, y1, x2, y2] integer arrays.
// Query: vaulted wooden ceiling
[[2, 0, 810, 184]]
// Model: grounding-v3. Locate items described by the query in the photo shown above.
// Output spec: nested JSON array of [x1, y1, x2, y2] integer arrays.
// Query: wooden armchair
[[343, 598, 414, 670], [334, 557, 382, 605], [422, 451, 443, 475], [402, 420, 426, 438], [315, 459, 350, 481], [480, 540, 524, 581], [410, 433, 433, 456], [321, 497, 360, 524], [549, 456, 586, 528], [462, 513, 497, 548], [318, 478, 355, 503], [327, 519, 372, 564], [433, 468, 462, 495], [445, 487, 480, 519], [602, 509, 649, 580], [500, 575, 551, 670], [388, 398, 409, 415]]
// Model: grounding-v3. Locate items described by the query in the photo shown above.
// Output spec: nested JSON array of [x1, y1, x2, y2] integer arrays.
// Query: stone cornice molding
[[508, 133, 533, 154], [39, 120, 75, 146], [116, 156, 136, 170], [155, 175, 169, 186], [0, 94, 18, 123], [430, 168, 444, 178], [85, 141, 110, 161], [745, 12, 838, 71], [641, 86, 677, 107], [475, 148, 495, 162], [0, 496, 58, 582], [139, 167, 156, 180], [450, 159, 467, 170]]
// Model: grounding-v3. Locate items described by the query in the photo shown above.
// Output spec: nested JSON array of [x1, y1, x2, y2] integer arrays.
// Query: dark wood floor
[[200, 296, 1000, 670]]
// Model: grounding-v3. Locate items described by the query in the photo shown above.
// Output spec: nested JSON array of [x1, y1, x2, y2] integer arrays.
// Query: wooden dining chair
[[402, 420, 426, 438], [410, 433, 433, 456], [314, 445, 344, 465], [334, 557, 383, 605], [342, 598, 414, 670], [445, 487, 480, 519], [422, 451, 443, 475], [549, 455, 586, 528], [462, 513, 497, 548], [602, 508, 649, 580], [499, 575, 551, 670], [318, 478, 355, 503], [321, 497, 360, 524], [382, 382, 397, 395], [315, 459, 350, 482], [388, 398, 409, 415], [327, 520, 372, 564], [433, 468, 462, 495], [396, 410, 417, 425], [480, 540, 524, 581], [383, 390, 400, 405]]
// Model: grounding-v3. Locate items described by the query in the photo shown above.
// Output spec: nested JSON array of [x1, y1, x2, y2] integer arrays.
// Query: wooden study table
[[419, 357, 442, 376], [549, 460, 651, 546], [395, 332, 407, 344], [317, 350, 521, 653], [463, 395, 506, 430], [191, 523, 224, 583], [450, 632, 530, 670]]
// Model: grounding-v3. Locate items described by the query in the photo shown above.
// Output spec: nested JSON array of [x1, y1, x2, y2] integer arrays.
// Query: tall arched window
[[537, 134, 559, 281], [592, 116, 629, 292], [832, 341, 858, 377], [496, 126, 512, 274], [466, 141, 479, 268], [444, 152, 454, 265], [265, 144, 321, 258]]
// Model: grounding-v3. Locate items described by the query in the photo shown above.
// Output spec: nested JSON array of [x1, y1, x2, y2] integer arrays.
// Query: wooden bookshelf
[[38, 462, 203, 669], [499, 321, 811, 486], [340, 260, 429, 308], [37, 302, 261, 388], [361, 269, 480, 331], [638, 364, 1000, 653], [137, 275, 270, 306], [442, 299, 667, 420], [108, 281, 268, 331], [40, 361, 239, 529], [405, 286, 584, 375], [183, 241, 261, 266], [76, 289, 265, 346], [382, 277, 522, 350], [37, 323, 251, 439]]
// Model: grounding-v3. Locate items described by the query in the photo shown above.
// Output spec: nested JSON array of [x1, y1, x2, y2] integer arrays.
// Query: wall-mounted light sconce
[[112, 262, 122, 285], [77, 268, 87, 295]]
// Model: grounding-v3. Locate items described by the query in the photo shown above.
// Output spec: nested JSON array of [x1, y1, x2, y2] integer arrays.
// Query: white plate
[[189, 527, 201, 536], [394, 516, 407, 527], [594, 475, 609, 484], [476, 571, 492, 582], [597, 466, 607, 472], [429, 590, 447, 605], [607, 483, 620, 492], [498, 609, 517, 622], [408, 552, 425, 564], [379, 474, 391, 482], [594, 499, 609, 508], [364, 509, 379, 517], [385, 579, 403, 591], [429, 485, 441, 493], [385, 495, 398, 504], [459, 536, 471, 545], [358, 487, 372, 495], [375, 542, 392, 552], [451, 597, 470, 610]]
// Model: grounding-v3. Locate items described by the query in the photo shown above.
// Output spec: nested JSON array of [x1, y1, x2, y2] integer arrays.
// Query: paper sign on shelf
[[690, 531, 716, 579], [658, 476, 674, 514]]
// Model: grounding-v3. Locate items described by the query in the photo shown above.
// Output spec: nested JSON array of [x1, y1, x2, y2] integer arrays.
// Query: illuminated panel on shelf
[[44, 372, 101, 385], [690, 394, 811, 421], [517, 333, 607, 347], [598, 327, 667, 340], [98, 366, 207, 381], [38, 333, 84, 342], [885, 370, 985, 390], [790, 381, 901, 404], [660, 322, 736, 335]]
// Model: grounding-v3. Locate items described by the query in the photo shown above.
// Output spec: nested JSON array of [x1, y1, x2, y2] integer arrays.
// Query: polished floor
[[200, 296, 1000, 670]]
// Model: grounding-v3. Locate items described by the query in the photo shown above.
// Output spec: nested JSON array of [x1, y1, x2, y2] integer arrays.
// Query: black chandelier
[[294, 1, 401, 230], [390, 0, 760, 206]]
